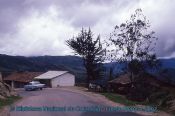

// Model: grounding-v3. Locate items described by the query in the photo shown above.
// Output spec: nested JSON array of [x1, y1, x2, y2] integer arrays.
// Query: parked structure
[[108, 73, 131, 94], [34, 71, 75, 87], [108, 72, 164, 94], [3, 72, 43, 88]]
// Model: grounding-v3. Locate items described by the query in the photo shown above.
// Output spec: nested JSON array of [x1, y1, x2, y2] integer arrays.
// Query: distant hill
[[0, 54, 84, 71], [104, 58, 175, 84], [0, 54, 86, 82], [160, 58, 175, 69], [0, 54, 174, 83], [148, 58, 175, 84]]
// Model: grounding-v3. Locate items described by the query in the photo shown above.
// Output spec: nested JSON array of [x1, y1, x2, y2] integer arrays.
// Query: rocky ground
[[0, 76, 18, 116], [0, 75, 17, 99]]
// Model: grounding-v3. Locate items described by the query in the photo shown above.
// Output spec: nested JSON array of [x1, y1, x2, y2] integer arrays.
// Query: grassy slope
[[101, 92, 175, 115], [101, 93, 148, 106], [0, 96, 21, 109]]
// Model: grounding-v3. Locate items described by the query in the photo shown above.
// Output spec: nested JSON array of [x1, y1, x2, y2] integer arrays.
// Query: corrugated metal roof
[[34, 71, 68, 79]]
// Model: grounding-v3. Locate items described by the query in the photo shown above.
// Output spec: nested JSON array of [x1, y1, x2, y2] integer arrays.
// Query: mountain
[[0, 54, 86, 82], [0, 54, 83, 71], [0, 54, 40, 72], [159, 58, 175, 69], [0, 54, 174, 83], [152, 58, 175, 84], [103, 58, 175, 85]]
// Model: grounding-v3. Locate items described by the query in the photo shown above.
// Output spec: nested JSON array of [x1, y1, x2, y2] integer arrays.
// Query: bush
[[0, 96, 21, 109], [148, 90, 169, 103], [126, 87, 147, 102], [161, 95, 175, 108], [126, 82, 157, 102]]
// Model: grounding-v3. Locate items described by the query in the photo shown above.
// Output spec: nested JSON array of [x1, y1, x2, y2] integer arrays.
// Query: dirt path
[[0, 87, 172, 116], [59, 86, 173, 116], [9, 88, 140, 116]]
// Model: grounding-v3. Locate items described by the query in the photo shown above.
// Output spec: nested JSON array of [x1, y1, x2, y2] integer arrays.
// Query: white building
[[34, 71, 75, 87]]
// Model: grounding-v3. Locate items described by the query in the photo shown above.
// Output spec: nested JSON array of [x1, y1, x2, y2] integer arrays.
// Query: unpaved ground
[[0, 87, 173, 116], [0, 107, 9, 116], [58, 86, 173, 116]]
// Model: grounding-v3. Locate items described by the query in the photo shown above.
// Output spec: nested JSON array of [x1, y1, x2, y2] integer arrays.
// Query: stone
[[0, 74, 16, 99], [10, 91, 18, 96], [0, 81, 11, 97], [0, 95, 5, 100]]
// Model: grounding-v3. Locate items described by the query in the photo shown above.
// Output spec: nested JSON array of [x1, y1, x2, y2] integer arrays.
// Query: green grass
[[0, 96, 21, 109], [101, 92, 148, 106]]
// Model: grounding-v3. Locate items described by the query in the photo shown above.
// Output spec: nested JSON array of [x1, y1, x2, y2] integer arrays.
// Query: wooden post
[[11, 81, 14, 89], [0, 72, 2, 82]]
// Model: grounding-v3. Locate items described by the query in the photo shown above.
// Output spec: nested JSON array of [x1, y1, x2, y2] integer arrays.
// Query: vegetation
[[108, 9, 159, 84], [64, 10, 175, 115], [101, 91, 175, 115], [0, 8, 174, 115], [148, 87, 175, 113], [101, 92, 148, 106], [105, 9, 162, 101], [66, 28, 104, 85], [0, 96, 21, 109]]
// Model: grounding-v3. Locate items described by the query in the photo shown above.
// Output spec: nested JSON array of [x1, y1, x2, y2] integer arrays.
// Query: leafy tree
[[66, 28, 104, 86], [109, 9, 159, 85]]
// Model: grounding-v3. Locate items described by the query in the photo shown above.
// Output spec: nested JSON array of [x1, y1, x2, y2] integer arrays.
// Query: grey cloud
[[156, 34, 175, 57], [0, 0, 174, 57], [154, 12, 175, 58], [0, 0, 26, 33], [0, 0, 134, 32]]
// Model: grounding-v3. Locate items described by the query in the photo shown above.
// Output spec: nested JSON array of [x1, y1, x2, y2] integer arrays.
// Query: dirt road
[[9, 88, 143, 116]]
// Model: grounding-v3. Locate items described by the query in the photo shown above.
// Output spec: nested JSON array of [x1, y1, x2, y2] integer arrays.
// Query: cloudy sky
[[0, 0, 174, 57]]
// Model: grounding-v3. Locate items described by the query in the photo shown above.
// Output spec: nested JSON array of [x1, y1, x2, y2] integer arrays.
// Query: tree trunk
[[129, 72, 135, 88]]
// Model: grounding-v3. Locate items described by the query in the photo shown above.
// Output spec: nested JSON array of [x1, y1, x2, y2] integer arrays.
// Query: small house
[[108, 73, 131, 94], [34, 71, 75, 87], [3, 72, 43, 88], [108, 72, 163, 94]]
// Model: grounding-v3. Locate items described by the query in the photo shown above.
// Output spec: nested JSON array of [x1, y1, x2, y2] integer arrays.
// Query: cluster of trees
[[66, 9, 159, 88]]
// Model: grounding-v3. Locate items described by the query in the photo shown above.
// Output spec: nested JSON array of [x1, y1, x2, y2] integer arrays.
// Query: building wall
[[38, 79, 51, 87], [4, 80, 27, 88], [51, 73, 75, 87]]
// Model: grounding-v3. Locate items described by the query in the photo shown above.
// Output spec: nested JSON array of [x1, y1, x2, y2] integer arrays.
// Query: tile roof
[[109, 72, 162, 86], [109, 73, 131, 84], [3, 72, 43, 83]]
